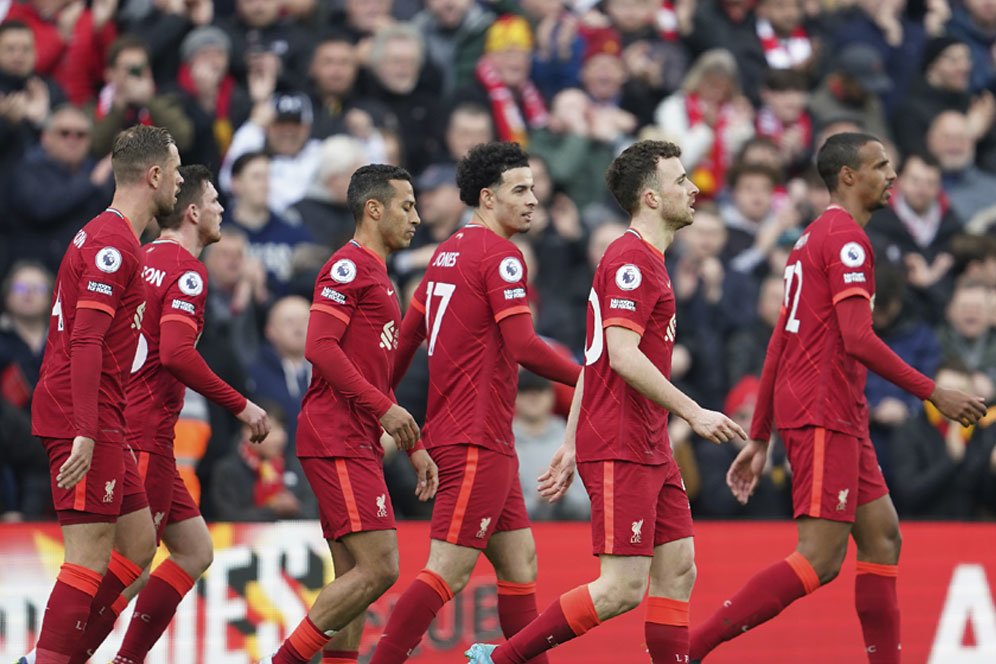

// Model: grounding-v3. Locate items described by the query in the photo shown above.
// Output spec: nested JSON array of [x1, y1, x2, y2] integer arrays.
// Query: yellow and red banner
[[1, 521, 994, 663]]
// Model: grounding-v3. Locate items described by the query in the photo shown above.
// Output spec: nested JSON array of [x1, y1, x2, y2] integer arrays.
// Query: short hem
[[56, 510, 117, 526]]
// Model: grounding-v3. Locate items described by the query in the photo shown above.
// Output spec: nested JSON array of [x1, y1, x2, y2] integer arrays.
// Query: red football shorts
[[781, 426, 889, 523], [429, 444, 531, 549], [135, 450, 202, 541], [44, 438, 147, 525], [300, 456, 396, 541], [578, 458, 693, 557]]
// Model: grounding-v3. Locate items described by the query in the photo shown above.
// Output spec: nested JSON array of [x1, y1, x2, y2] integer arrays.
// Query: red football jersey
[[576, 229, 676, 465], [410, 224, 532, 455], [297, 240, 401, 459], [32, 209, 146, 443], [772, 205, 876, 434], [124, 240, 208, 455]]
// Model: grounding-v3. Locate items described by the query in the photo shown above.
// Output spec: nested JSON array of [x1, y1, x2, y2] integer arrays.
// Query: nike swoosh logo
[[387, 289, 395, 296]]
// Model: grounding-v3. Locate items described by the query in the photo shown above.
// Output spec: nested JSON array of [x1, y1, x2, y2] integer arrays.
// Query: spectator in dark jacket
[[724, 273, 783, 388], [891, 360, 996, 519], [936, 278, 996, 402], [248, 295, 311, 452], [216, 0, 314, 92], [9, 105, 114, 273], [946, 0, 996, 94], [692, 375, 793, 518], [210, 402, 316, 522]]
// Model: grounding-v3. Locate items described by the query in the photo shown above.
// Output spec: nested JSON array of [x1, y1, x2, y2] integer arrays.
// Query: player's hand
[[726, 440, 768, 505], [238, 400, 271, 443], [928, 386, 988, 427], [688, 408, 748, 444], [538, 442, 576, 503], [408, 449, 438, 501], [380, 404, 420, 450], [58, 436, 95, 489]]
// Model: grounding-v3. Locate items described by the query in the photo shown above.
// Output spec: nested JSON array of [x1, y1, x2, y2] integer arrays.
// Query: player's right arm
[[605, 326, 747, 443], [306, 307, 420, 449]]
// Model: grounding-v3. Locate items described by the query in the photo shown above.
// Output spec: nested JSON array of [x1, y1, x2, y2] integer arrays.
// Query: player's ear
[[365, 198, 382, 220], [148, 162, 162, 189], [839, 166, 855, 186], [479, 187, 493, 209]]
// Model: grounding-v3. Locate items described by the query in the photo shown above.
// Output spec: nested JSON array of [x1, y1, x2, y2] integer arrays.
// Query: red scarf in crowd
[[476, 56, 548, 147], [238, 442, 287, 507], [657, 1, 680, 41], [94, 83, 154, 126], [685, 92, 728, 197], [177, 63, 236, 156], [756, 106, 812, 151], [756, 19, 812, 69]]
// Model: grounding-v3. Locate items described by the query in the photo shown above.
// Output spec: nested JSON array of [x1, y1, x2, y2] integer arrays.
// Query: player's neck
[[829, 194, 872, 227], [158, 228, 203, 258], [352, 228, 389, 262], [108, 189, 156, 239], [629, 215, 675, 254], [472, 210, 513, 239]]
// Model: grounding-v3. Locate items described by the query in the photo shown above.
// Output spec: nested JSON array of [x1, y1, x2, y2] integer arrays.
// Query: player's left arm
[[605, 326, 746, 443], [835, 296, 986, 424], [498, 313, 581, 386]]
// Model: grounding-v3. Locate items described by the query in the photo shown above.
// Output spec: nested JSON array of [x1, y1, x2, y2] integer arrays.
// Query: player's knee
[[362, 551, 400, 596], [608, 575, 649, 614]]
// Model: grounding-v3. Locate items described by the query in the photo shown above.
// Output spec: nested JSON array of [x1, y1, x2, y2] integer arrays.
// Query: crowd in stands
[[1, 0, 995, 524]]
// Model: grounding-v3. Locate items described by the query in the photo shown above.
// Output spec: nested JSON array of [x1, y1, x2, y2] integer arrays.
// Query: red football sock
[[496, 581, 549, 664], [689, 551, 820, 659], [273, 616, 331, 664], [855, 562, 900, 664], [114, 559, 196, 663], [72, 551, 143, 664], [645, 597, 689, 663], [368, 569, 453, 663], [36, 563, 102, 664], [322, 649, 359, 663], [492, 584, 600, 664]]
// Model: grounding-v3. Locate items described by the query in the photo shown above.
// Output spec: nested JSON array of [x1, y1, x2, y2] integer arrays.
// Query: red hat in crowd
[[583, 27, 623, 64], [725, 375, 762, 416]]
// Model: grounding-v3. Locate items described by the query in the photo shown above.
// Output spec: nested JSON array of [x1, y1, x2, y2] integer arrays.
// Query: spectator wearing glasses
[[8, 104, 114, 273], [89, 35, 194, 157]]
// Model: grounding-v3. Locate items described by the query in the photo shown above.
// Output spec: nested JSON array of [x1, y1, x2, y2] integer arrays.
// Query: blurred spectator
[[412, 0, 494, 96], [720, 162, 799, 275], [891, 359, 996, 518], [867, 152, 960, 321], [284, 134, 366, 250], [927, 110, 996, 226], [937, 278, 996, 401], [865, 263, 942, 478], [391, 163, 464, 284], [0, 19, 64, 118], [222, 88, 323, 213], [248, 295, 310, 450], [528, 88, 620, 211], [522, 0, 583, 101], [724, 273, 782, 388], [173, 26, 251, 173], [454, 14, 548, 147], [223, 151, 314, 293], [328, 0, 395, 45], [945, 0, 996, 94], [755, 68, 812, 173], [753, 0, 816, 75], [600, 0, 690, 117], [89, 35, 194, 156], [829, 0, 943, 113], [307, 32, 390, 148], [809, 43, 893, 143], [949, 234, 996, 285], [691, 375, 793, 518], [577, 26, 651, 129], [210, 400, 317, 521], [893, 35, 996, 170], [436, 101, 494, 164], [6, 0, 117, 105], [687, 0, 759, 63], [203, 226, 267, 368], [513, 371, 590, 521], [654, 48, 755, 199], [0, 261, 53, 519], [8, 105, 112, 273], [216, 0, 314, 92], [360, 23, 439, 173], [120, 0, 214, 85]]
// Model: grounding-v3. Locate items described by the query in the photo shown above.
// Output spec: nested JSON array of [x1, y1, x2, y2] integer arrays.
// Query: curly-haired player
[[368, 142, 581, 663]]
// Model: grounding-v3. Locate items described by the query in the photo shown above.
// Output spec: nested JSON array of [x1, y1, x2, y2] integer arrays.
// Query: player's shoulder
[[323, 241, 380, 286], [600, 230, 661, 271]]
